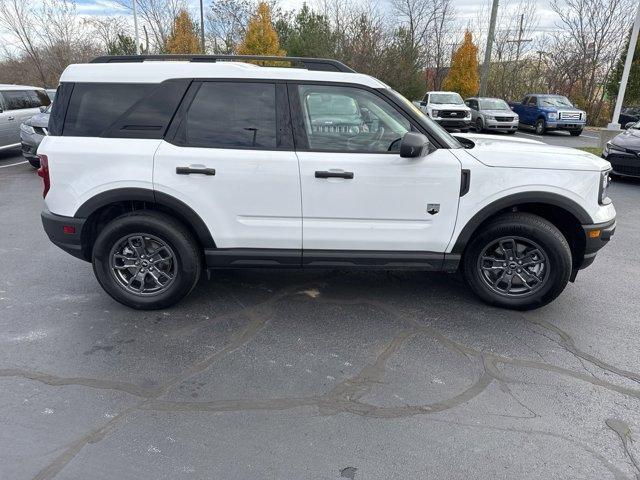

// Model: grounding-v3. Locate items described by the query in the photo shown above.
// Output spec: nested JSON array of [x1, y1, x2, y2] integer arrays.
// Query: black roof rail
[[89, 54, 356, 73]]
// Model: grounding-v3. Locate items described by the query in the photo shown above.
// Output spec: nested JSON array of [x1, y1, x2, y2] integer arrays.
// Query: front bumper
[[546, 121, 586, 131], [434, 118, 472, 131], [484, 118, 518, 131], [602, 150, 640, 178], [578, 218, 616, 271], [41, 209, 88, 261], [20, 130, 44, 160]]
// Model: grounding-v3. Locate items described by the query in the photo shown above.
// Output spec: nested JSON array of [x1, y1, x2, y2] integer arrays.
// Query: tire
[[535, 119, 546, 135], [92, 211, 202, 310], [463, 212, 572, 310], [475, 118, 484, 133], [569, 129, 582, 136], [27, 158, 40, 168], [506, 130, 516, 134]]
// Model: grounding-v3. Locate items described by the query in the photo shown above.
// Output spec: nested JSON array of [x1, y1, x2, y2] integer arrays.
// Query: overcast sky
[[72, 0, 565, 34]]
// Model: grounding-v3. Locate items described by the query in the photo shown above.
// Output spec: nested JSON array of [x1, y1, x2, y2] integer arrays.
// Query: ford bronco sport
[[39, 55, 616, 310]]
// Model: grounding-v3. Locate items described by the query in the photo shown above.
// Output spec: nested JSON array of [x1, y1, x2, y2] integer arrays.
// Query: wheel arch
[[75, 188, 215, 261], [451, 192, 591, 270]]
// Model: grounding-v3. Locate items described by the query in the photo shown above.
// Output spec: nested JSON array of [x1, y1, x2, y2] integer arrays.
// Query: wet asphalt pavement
[[1, 146, 639, 480]]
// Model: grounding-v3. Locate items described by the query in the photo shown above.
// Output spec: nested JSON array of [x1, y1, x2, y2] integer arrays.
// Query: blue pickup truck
[[509, 94, 586, 136]]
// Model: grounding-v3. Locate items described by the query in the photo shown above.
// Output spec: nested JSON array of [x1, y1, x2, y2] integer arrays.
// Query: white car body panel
[[153, 141, 302, 250], [41, 136, 159, 216], [296, 149, 462, 252]]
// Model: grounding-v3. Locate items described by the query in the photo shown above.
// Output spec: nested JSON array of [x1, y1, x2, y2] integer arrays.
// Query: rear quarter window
[[63, 83, 149, 137]]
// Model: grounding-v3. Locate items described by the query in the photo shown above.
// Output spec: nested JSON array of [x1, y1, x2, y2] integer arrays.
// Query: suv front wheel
[[92, 211, 202, 310], [463, 213, 572, 310]]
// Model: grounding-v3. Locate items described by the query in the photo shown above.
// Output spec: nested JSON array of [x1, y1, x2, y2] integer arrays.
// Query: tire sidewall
[[464, 217, 571, 309], [92, 213, 200, 310], [535, 119, 546, 135]]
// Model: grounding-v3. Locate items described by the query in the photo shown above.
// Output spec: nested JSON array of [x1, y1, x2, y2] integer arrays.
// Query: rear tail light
[[37, 154, 50, 198]]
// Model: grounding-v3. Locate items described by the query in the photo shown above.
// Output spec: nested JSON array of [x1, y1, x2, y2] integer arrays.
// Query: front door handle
[[7, 116, 15, 121], [315, 170, 354, 179], [176, 166, 216, 176]]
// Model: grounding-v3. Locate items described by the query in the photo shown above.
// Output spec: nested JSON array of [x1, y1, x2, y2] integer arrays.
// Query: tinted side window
[[64, 83, 149, 137], [31, 90, 51, 107], [2, 90, 32, 110], [176, 82, 277, 149], [528, 96, 537, 106]]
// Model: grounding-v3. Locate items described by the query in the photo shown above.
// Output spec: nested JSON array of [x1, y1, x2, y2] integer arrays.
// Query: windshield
[[389, 90, 462, 149], [479, 99, 510, 110], [430, 93, 464, 105], [539, 95, 574, 108]]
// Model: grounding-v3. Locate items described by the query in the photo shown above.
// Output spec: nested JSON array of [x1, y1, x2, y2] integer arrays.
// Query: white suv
[[39, 55, 616, 310]]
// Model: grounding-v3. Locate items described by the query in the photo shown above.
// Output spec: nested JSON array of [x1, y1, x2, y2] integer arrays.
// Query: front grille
[[613, 164, 640, 176], [494, 116, 515, 122], [439, 110, 467, 119], [21, 143, 33, 153], [559, 111, 582, 120]]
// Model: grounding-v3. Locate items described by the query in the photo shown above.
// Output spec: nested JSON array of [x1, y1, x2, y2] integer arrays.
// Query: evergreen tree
[[165, 10, 200, 54], [276, 4, 334, 58], [606, 29, 640, 106], [443, 31, 479, 98], [107, 34, 136, 56], [237, 2, 285, 57]]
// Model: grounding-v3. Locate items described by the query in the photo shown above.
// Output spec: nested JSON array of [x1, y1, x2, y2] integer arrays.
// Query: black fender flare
[[450, 191, 592, 254], [75, 187, 215, 248]]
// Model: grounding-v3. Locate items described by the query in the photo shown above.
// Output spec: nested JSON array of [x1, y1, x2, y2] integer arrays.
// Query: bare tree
[[547, 0, 633, 121], [115, 0, 187, 52], [423, 0, 457, 90], [205, 0, 253, 53]]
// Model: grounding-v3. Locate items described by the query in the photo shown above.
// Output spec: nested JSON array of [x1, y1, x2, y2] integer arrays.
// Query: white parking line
[[0, 160, 27, 169], [515, 132, 541, 139]]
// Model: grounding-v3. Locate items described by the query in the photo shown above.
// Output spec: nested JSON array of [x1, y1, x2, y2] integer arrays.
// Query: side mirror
[[624, 122, 636, 130], [400, 132, 431, 158], [420, 101, 427, 106]]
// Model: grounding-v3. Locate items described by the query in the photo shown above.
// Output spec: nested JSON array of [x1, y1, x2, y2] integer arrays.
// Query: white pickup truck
[[414, 91, 472, 132]]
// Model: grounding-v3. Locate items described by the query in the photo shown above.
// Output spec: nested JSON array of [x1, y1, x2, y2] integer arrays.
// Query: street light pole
[[608, 0, 640, 129], [199, 0, 205, 53], [479, 0, 499, 96], [132, 0, 140, 55]]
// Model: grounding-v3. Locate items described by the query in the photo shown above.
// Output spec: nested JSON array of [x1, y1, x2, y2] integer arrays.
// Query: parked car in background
[[602, 121, 640, 178], [465, 97, 518, 134], [0, 85, 51, 152], [509, 94, 586, 136], [618, 107, 640, 128], [21, 103, 51, 168], [414, 91, 472, 132]]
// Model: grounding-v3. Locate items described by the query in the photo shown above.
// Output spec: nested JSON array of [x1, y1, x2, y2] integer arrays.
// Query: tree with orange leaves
[[165, 9, 200, 54], [237, 2, 285, 57], [443, 31, 479, 98]]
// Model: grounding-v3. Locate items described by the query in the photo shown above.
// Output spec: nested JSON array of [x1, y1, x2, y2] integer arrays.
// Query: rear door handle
[[315, 170, 354, 179], [176, 166, 216, 176]]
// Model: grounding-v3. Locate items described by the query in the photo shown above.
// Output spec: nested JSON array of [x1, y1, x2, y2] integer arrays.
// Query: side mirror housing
[[400, 132, 431, 158], [624, 121, 636, 130]]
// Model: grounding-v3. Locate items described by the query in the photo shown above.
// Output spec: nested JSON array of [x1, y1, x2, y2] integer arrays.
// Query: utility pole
[[132, 0, 140, 55], [608, 1, 640, 129], [199, 0, 205, 54], [505, 14, 532, 61], [479, 0, 499, 96]]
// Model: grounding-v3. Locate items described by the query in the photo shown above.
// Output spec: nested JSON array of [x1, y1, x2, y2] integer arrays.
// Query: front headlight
[[599, 169, 611, 205], [20, 123, 35, 134], [465, 111, 471, 118], [547, 112, 558, 120], [431, 110, 439, 118], [485, 115, 495, 120]]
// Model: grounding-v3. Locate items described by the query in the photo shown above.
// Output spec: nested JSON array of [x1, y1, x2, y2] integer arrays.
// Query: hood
[[430, 103, 469, 110], [457, 133, 610, 172], [29, 112, 50, 128], [610, 128, 640, 150]]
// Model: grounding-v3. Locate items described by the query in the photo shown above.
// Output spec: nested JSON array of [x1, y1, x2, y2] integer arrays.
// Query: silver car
[[20, 104, 51, 168], [465, 97, 518, 134], [0, 85, 51, 154]]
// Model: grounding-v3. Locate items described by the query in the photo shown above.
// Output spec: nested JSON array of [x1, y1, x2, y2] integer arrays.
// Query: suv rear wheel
[[92, 211, 201, 310], [463, 213, 572, 310]]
